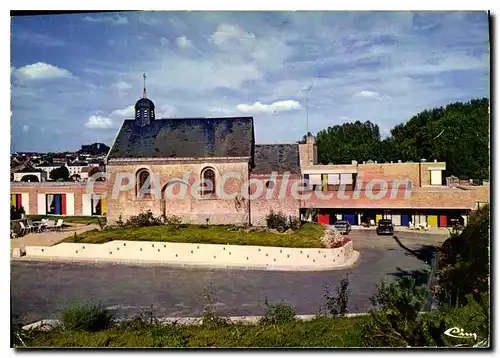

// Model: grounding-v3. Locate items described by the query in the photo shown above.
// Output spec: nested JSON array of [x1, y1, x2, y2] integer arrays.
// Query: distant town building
[[67, 161, 89, 176], [80, 143, 110, 155], [13, 167, 47, 182]]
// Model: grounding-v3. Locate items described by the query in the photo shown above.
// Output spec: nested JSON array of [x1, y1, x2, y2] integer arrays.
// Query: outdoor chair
[[45, 220, 56, 231], [26, 220, 37, 233], [18, 221, 27, 236], [54, 219, 63, 231]]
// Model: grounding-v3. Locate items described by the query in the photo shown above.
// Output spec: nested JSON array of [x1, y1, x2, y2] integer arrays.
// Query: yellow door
[[11, 194, 16, 207], [321, 174, 328, 191], [427, 215, 438, 227], [101, 198, 107, 215], [376, 214, 383, 223]]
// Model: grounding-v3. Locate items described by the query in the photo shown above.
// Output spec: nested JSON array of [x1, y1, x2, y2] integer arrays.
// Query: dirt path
[[11, 224, 100, 252]]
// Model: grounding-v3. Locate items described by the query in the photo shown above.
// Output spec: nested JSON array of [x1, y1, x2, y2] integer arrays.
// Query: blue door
[[401, 215, 409, 226], [54, 194, 62, 215], [344, 214, 355, 225]]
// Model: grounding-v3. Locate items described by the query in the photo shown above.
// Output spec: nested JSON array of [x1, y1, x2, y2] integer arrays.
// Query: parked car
[[334, 220, 351, 235], [376, 219, 394, 235]]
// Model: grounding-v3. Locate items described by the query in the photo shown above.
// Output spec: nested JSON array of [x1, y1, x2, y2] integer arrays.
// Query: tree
[[388, 98, 489, 179], [436, 205, 490, 307], [308, 98, 489, 179], [49, 166, 70, 181], [21, 174, 39, 182], [316, 121, 381, 164]]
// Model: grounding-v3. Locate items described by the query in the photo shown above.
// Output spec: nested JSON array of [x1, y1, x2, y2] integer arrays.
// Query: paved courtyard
[[11, 229, 447, 324]]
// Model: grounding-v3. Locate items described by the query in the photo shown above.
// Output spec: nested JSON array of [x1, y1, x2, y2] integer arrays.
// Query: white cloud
[[111, 81, 132, 90], [210, 107, 234, 115], [160, 37, 170, 46], [176, 36, 193, 49], [156, 104, 178, 118], [355, 90, 381, 98], [14, 62, 73, 81], [83, 14, 128, 25], [237, 100, 302, 114], [22, 125, 30, 132], [85, 115, 114, 129], [110, 105, 135, 118], [209, 24, 256, 46]]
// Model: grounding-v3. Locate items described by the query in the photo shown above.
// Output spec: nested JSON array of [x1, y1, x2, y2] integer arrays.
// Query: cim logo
[[444, 327, 478, 341]]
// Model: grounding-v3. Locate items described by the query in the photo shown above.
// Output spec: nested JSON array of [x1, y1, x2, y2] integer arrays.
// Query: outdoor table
[[32, 221, 48, 232]]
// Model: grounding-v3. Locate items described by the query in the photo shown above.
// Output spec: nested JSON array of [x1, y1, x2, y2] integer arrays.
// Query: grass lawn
[[23, 316, 368, 348], [62, 223, 326, 248], [27, 215, 101, 225]]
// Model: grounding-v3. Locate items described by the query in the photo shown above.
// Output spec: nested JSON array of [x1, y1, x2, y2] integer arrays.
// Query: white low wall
[[24, 240, 357, 271]]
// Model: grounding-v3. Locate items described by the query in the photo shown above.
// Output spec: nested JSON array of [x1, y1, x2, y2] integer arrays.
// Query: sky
[[10, 11, 490, 152]]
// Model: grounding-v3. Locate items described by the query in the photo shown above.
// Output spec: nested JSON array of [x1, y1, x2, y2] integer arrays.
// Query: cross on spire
[[142, 72, 147, 98]]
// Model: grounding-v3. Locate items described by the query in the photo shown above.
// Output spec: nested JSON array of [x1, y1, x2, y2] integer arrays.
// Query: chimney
[[434, 159, 437, 162], [390, 161, 393, 163], [351, 160, 357, 165], [375, 160, 377, 164], [398, 160, 402, 163], [299, 134, 317, 167]]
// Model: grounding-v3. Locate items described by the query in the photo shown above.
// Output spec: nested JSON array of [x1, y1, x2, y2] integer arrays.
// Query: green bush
[[119, 305, 161, 330], [322, 276, 351, 316], [11, 205, 25, 220], [265, 210, 288, 231], [58, 302, 115, 332], [265, 210, 301, 231], [437, 205, 490, 307], [164, 215, 182, 230], [288, 215, 301, 230], [433, 292, 490, 347], [259, 299, 297, 325], [125, 210, 163, 228], [362, 277, 433, 347]]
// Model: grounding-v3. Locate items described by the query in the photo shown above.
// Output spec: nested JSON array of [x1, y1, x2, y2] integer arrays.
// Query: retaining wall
[[24, 240, 357, 271]]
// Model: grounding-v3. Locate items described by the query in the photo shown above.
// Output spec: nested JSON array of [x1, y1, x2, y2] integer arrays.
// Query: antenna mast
[[142, 72, 147, 98], [301, 82, 314, 135]]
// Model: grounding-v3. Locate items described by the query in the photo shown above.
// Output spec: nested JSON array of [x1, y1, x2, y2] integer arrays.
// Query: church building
[[105, 81, 302, 226]]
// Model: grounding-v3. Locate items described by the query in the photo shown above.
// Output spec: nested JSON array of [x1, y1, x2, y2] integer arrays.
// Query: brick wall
[[105, 161, 250, 225], [249, 174, 301, 226], [10, 182, 106, 216], [302, 185, 489, 210], [357, 162, 446, 188]]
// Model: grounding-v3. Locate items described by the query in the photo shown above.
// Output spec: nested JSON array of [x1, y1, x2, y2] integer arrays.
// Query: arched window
[[201, 167, 216, 197], [137, 169, 151, 198]]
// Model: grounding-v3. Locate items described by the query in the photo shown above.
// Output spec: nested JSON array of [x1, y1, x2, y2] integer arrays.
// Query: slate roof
[[252, 144, 301, 175], [68, 161, 88, 167], [15, 167, 45, 173], [107, 117, 255, 160]]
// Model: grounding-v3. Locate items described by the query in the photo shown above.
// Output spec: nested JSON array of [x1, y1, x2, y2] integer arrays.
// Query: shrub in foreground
[[58, 302, 115, 332], [361, 276, 433, 347], [322, 276, 351, 316], [259, 299, 297, 325], [124, 210, 163, 228]]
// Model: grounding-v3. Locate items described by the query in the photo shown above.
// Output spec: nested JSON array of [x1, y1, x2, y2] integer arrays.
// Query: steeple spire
[[142, 72, 147, 99]]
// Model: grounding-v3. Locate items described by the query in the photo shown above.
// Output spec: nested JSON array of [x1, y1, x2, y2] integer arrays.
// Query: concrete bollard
[[12, 247, 26, 257]]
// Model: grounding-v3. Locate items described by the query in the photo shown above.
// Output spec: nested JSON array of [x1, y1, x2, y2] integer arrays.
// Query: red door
[[439, 215, 447, 227], [318, 214, 330, 225]]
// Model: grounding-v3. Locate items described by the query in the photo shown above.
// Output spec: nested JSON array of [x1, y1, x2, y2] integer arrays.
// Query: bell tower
[[134, 73, 155, 126]]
